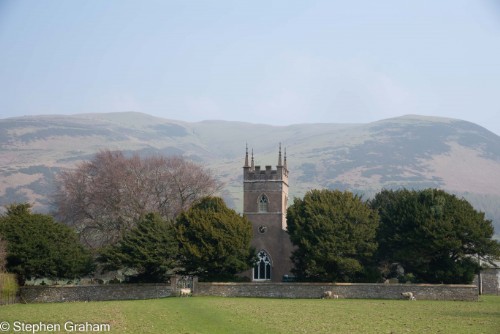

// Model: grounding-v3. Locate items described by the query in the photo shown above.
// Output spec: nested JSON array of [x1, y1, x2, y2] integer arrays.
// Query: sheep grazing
[[322, 291, 339, 299], [401, 292, 416, 300], [179, 288, 192, 297]]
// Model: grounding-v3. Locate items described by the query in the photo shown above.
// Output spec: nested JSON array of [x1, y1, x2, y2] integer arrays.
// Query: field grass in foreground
[[1, 296, 499, 333]]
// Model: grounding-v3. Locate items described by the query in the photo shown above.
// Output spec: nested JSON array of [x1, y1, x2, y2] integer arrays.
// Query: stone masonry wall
[[194, 282, 478, 301], [20, 284, 172, 303], [473, 269, 500, 295], [18, 281, 478, 303]]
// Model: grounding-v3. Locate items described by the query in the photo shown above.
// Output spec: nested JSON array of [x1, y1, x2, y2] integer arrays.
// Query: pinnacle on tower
[[244, 143, 249, 167], [284, 147, 287, 170], [278, 143, 282, 166], [251, 149, 255, 170]]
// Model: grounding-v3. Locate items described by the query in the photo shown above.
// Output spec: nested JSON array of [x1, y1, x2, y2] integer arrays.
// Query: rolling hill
[[1, 112, 499, 238]]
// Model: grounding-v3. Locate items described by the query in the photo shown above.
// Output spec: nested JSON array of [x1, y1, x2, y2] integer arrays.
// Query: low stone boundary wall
[[20, 284, 172, 303], [474, 269, 500, 295], [18, 281, 478, 303], [194, 282, 478, 301]]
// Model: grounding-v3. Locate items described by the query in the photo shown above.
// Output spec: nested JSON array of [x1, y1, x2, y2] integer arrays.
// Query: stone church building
[[241, 145, 294, 282]]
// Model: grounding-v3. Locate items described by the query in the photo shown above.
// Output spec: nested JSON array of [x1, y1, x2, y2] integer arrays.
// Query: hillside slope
[[1, 112, 499, 237]]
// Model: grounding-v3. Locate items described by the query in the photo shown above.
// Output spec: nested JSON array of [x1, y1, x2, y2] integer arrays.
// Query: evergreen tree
[[371, 189, 500, 284], [287, 189, 379, 282], [98, 213, 178, 283], [0, 203, 94, 284], [175, 197, 255, 281]]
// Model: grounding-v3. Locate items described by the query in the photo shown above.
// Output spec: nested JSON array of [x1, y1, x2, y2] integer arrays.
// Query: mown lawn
[[1, 296, 499, 333]]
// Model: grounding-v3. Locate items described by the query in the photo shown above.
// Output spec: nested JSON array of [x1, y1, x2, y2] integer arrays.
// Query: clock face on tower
[[258, 225, 267, 234]]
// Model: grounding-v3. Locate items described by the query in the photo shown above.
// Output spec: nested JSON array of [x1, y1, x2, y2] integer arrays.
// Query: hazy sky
[[1, 0, 499, 134]]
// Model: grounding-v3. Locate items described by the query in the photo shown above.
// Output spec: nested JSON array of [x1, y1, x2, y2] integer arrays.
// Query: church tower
[[243, 144, 293, 282]]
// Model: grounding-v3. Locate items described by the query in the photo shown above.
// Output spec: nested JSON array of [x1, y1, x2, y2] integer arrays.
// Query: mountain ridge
[[1, 112, 499, 237]]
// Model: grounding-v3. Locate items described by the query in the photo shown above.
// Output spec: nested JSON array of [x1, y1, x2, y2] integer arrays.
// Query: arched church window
[[258, 194, 269, 212], [253, 250, 272, 280]]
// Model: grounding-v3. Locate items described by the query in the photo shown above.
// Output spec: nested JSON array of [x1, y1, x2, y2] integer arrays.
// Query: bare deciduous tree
[[53, 150, 221, 249]]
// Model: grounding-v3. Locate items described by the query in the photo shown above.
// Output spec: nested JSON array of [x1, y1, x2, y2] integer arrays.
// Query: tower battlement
[[243, 144, 288, 182]]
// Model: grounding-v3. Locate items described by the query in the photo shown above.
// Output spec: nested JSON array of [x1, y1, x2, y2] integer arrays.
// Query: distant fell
[[1, 112, 499, 237]]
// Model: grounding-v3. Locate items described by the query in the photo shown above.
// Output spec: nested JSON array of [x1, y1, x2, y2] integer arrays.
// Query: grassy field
[[1, 296, 499, 333]]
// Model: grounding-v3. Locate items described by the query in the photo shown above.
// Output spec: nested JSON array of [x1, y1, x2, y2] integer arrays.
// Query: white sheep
[[322, 291, 339, 299], [401, 291, 416, 300], [179, 288, 192, 297]]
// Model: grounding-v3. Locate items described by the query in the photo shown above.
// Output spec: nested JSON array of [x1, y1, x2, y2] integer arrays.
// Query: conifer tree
[[0, 203, 94, 284], [176, 197, 255, 281], [287, 189, 379, 282], [98, 213, 178, 282], [371, 189, 500, 284]]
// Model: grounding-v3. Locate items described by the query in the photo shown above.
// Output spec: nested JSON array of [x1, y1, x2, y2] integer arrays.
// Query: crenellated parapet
[[243, 143, 288, 183]]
